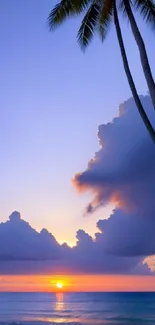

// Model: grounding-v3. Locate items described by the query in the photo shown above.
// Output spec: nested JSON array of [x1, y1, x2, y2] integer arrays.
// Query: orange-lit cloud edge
[[1, 274, 155, 292]]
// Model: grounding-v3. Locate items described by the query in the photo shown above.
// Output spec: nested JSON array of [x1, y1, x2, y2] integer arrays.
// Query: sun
[[56, 282, 63, 289]]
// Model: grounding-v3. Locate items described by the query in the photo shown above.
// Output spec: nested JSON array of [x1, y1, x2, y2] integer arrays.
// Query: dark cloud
[[95, 211, 155, 257], [73, 96, 155, 257], [73, 97, 155, 213], [0, 211, 67, 261], [0, 211, 152, 275]]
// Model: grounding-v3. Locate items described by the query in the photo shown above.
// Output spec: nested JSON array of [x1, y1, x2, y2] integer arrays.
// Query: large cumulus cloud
[[73, 96, 155, 257], [73, 96, 155, 214]]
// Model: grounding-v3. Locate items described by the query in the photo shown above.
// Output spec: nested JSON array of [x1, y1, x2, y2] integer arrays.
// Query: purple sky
[[0, 0, 155, 246]]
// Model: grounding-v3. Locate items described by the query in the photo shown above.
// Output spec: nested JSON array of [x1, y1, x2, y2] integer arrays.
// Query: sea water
[[0, 292, 155, 324]]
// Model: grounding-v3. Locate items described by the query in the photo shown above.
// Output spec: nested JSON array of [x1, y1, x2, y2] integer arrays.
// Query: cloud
[[1, 96, 155, 275], [73, 96, 155, 258], [73, 96, 155, 213], [0, 210, 152, 275], [0, 211, 67, 261]]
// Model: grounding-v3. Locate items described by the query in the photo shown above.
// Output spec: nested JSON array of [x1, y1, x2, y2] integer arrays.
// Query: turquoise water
[[0, 292, 155, 324]]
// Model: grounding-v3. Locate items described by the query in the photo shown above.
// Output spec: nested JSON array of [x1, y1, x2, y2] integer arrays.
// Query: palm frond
[[77, 1, 101, 49], [99, 0, 112, 41], [48, 0, 91, 29], [134, 0, 155, 28]]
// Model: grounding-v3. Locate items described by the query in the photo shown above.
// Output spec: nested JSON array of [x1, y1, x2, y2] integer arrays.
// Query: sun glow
[[56, 282, 63, 289], [2, 275, 155, 292]]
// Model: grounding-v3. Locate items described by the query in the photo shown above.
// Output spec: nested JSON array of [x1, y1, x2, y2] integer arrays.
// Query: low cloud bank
[[0, 209, 151, 275]]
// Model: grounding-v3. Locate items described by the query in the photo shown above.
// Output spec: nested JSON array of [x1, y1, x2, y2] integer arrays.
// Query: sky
[[1, 275, 155, 292], [0, 0, 155, 245], [0, 1, 155, 292]]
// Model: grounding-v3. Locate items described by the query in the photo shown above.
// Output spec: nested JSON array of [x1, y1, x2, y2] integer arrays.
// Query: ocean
[[0, 292, 155, 325]]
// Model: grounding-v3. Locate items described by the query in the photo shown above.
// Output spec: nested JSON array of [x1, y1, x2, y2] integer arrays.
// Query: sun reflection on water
[[55, 292, 64, 312]]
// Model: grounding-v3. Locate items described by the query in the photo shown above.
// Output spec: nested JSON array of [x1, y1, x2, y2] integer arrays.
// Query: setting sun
[[56, 282, 63, 289]]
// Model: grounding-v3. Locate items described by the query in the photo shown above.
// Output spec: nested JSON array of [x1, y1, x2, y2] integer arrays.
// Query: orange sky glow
[[1, 275, 155, 292]]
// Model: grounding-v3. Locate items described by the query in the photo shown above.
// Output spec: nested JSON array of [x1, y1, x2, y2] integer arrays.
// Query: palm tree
[[113, 0, 155, 142], [123, 0, 155, 111], [48, 0, 155, 142]]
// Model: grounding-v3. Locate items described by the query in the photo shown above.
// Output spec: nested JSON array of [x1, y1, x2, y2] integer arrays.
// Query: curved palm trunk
[[113, 0, 155, 143], [124, 0, 155, 111]]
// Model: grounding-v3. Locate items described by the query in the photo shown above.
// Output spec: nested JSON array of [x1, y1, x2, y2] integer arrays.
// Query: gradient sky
[[0, 0, 155, 246], [1, 275, 155, 292]]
